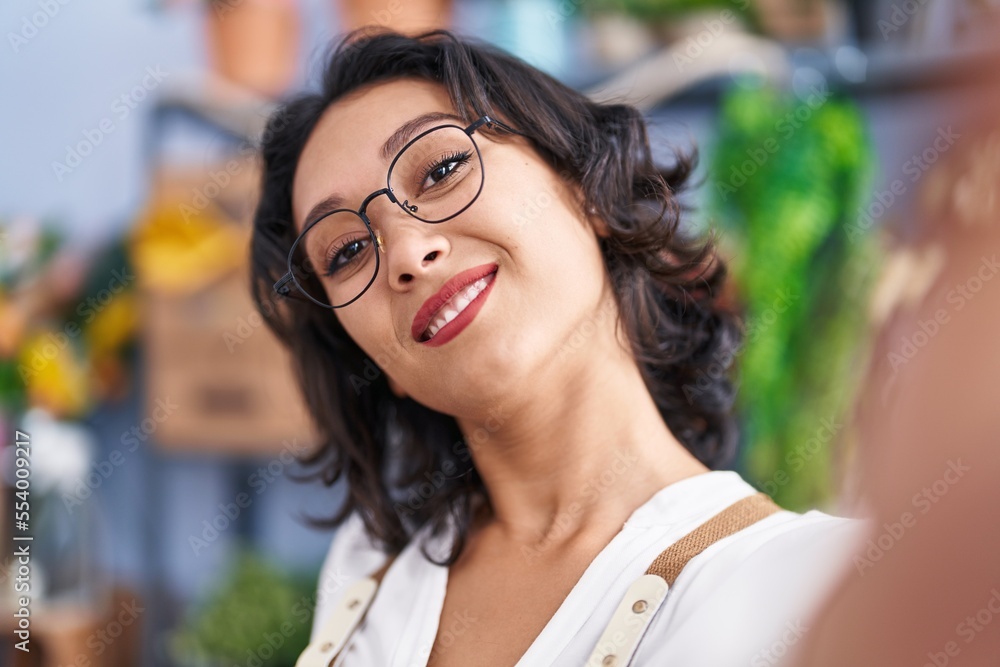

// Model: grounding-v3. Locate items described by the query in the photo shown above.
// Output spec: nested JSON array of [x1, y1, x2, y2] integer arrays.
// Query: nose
[[375, 213, 451, 291]]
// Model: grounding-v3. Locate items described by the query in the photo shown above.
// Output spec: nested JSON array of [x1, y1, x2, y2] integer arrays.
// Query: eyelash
[[323, 235, 369, 276], [319, 149, 473, 276], [418, 151, 472, 190]]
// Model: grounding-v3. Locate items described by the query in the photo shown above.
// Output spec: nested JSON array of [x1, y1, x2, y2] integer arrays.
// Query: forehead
[[291, 78, 457, 231]]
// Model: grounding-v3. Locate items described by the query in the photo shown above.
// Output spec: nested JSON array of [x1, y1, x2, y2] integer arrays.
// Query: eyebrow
[[300, 111, 466, 229], [380, 111, 464, 161]]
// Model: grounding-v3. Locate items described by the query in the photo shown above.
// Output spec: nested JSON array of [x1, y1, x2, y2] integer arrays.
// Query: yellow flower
[[129, 198, 247, 294], [84, 291, 138, 358], [18, 331, 91, 418]]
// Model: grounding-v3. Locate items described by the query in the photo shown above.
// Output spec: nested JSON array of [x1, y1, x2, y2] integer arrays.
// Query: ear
[[573, 183, 610, 239], [388, 375, 408, 399], [589, 205, 611, 239]]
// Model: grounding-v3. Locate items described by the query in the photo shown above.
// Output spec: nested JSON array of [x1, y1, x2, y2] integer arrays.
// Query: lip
[[411, 262, 499, 345]]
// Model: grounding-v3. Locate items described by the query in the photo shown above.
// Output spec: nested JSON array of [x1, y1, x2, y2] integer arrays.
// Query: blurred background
[[1, 0, 998, 665]]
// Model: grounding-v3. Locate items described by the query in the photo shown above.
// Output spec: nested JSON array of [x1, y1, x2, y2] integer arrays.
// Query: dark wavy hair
[[249, 28, 742, 566]]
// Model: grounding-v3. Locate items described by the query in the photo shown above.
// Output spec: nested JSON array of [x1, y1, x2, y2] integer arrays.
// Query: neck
[[455, 319, 710, 553]]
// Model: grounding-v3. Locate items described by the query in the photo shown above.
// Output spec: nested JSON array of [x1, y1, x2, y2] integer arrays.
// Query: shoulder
[[664, 474, 870, 610], [635, 485, 871, 665], [642, 470, 867, 548], [310, 510, 393, 643], [714, 504, 870, 600]]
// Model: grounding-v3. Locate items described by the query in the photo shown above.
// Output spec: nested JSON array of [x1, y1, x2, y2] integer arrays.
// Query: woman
[[250, 29, 863, 667]]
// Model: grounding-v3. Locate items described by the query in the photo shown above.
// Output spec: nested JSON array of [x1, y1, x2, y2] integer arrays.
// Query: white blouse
[[309, 470, 868, 666]]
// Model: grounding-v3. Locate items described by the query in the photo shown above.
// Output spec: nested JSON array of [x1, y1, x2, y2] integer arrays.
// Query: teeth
[[423, 272, 495, 340]]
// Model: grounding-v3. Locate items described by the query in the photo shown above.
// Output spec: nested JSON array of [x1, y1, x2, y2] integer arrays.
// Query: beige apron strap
[[585, 492, 783, 667], [295, 554, 397, 667]]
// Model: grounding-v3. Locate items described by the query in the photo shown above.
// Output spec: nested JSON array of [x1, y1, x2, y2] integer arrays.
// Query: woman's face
[[292, 78, 614, 418]]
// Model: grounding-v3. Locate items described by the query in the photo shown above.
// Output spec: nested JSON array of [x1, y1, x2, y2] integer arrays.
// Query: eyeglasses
[[274, 115, 519, 308]]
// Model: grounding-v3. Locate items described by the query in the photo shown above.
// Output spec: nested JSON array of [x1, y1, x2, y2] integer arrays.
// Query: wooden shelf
[[0, 588, 142, 667]]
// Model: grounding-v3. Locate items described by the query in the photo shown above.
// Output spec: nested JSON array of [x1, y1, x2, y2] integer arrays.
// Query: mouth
[[411, 262, 499, 346]]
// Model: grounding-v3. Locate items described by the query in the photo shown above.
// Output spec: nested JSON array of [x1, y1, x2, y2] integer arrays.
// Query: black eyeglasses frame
[[273, 114, 520, 309]]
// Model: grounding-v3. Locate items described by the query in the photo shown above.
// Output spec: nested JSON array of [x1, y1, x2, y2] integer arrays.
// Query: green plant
[[171, 548, 316, 667], [707, 80, 880, 510], [0, 225, 137, 419]]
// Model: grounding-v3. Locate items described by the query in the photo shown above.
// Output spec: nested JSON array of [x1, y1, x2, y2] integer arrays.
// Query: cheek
[[507, 183, 601, 278], [480, 169, 568, 253], [336, 306, 395, 366], [337, 295, 423, 388], [476, 155, 604, 292]]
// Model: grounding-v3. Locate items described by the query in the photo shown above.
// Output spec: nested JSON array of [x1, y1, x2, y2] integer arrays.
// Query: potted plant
[[171, 548, 316, 667], [205, 0, 301, 99]]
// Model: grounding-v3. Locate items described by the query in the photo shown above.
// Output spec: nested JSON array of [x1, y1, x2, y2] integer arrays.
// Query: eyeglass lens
[[290, 124, 484, 307]]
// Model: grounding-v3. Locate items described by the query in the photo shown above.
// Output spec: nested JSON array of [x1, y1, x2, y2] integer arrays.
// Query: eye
[[323, 236, 371, 277], [420, 151, 471, 191]]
